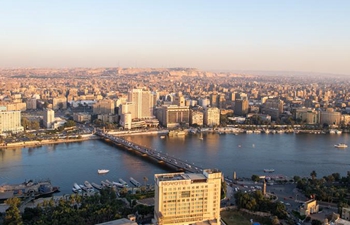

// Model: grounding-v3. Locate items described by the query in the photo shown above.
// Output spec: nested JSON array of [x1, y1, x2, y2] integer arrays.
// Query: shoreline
[[0, 135, 100, 149]]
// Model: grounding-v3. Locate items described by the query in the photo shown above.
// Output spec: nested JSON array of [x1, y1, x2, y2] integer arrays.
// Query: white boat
[[264, 169, 275, 173], [334, 143, 348, 148], [101, 181, 111, 188], [130, 177, 141, 187], [98, 169, 109, 174], [336, 130, 342, 134], [84, 181, 93, 189], [160, 135, 166, 139]]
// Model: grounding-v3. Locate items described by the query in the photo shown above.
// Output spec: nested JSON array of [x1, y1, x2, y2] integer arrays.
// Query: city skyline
[[1, 1, 349, 75]]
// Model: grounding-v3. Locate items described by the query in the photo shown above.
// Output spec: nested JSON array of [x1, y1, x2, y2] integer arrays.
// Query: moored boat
[[91, 182, 102, 190], [263, 169, 275, 173], [119, 178, 128, 187], [130, 177, 141, 187]]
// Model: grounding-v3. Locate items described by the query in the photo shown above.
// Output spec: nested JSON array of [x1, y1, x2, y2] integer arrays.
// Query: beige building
[[154, 169, 222, 225], [128, 88, 155, 119], [190, 110, 203, 126], [342, 207, 350, 221], [93, 99, 115, 115], [0, 110, 24, 133], [52, 96, 67, 110], [73, 113, 91, 123], [43, 108, 55, 128], [320, 108, 341, 126], [294, 108, 320, 124], [234, 99, 249, 116], [26, 98, 37, 110], [204, 107, 220, 126], [300, 199, 319, 216], [159, 105, 190, 128], [2, 102, 27, 111]]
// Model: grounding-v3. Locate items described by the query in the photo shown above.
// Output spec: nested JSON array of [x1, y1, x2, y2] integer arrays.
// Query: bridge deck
[[95, 132, 203, 173]]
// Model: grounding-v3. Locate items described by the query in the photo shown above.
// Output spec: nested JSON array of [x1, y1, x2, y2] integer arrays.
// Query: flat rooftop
[[155, 169, 221, 182]]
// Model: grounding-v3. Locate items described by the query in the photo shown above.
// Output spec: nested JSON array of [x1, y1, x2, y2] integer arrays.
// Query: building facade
[[159, 105, 190, 128], [154, 169, 222, 225], [43, 108, 55, 128], [234, 99, 249, 116], [204, 107, 220, 126], [0, 110, 24, 133], [128, 88, 155, 119], [190, 110, 204, 126]]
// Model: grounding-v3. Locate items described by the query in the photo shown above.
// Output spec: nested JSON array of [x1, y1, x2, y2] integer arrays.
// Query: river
[[1, 132, 349, 194]]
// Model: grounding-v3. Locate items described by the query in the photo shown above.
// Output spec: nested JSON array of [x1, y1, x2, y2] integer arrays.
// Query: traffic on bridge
[[95, 131, 203, 173]]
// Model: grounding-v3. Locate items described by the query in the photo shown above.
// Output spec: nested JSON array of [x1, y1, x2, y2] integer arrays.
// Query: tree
[[4, 197, 23, 225], [251, 174, 260, 182], [65, 120, 76, 127], [293, 175, 301, 183], [271, 216, 280, 225], [310, 170, 317, 180]]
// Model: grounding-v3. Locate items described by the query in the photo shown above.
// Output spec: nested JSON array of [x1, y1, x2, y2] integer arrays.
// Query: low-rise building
[[300, 199, 319, 216]]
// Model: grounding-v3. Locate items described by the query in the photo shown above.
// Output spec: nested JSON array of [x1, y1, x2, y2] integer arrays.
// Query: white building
[[128, 88, 155, 119], [0, 111, 24, 133], [204, 107, 220, 126], [43, 108, 55, 128]]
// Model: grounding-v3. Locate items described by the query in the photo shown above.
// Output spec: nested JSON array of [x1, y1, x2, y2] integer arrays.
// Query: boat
[[84, 181, 93, 190], [79, 184, 88, 192], [334, 143, 348, 148], [0, 180, 60, 200], [91, 182, 102, 190], [73, 183, 82, 191], [98, 169, 109, 174], [101, 180, 111, 188], [130, 177, 141, 187], [336, 130, 342, 134], [112, 181, 127, 188], [160, 135, 166, 139], [119, 178, 128, 187], [264, 169, 275, 173]]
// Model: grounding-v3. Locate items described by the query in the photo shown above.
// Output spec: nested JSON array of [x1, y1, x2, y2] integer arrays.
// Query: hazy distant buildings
[[43, 108, 55, 128], [204, 107, 220, 126], [0, 110, 24, 133], [154, 169, 222, 225]]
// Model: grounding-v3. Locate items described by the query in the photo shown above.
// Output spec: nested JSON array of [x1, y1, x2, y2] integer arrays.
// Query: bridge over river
[[95, 131, 203, 173]]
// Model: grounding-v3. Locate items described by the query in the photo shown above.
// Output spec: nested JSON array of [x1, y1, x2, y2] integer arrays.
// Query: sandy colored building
[[300, 199, 319, 216], [154, 169, 222, 225]]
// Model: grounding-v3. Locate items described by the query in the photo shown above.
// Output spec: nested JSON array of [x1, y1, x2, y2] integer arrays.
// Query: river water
[[1, 133, 349, 194]]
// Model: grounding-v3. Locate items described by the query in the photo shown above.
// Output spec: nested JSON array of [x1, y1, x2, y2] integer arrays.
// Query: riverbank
[[0, 134, 99, 149]]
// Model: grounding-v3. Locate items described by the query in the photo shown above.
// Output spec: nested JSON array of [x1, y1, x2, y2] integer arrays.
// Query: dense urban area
[[1, 67, 350, 225]]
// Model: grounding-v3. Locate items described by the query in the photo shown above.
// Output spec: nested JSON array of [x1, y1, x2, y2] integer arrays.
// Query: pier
[[95, 131, 203, 173]]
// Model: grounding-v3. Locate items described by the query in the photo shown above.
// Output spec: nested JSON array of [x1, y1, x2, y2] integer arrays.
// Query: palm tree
[[143, 176, 148, 186], [310, 170, 317, 180]]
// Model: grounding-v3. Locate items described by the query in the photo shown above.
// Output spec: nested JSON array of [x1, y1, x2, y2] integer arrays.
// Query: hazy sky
[[0, 1, 349, 74]]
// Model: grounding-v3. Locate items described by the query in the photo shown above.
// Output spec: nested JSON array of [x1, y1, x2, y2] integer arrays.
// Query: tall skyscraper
[[128, 88, 155, 119], [43, 108, 55, 128], [0, 110, 24, 133], [154, 169, 222, 225]]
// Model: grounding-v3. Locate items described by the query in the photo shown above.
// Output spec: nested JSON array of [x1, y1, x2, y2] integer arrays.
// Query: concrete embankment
[[0, 134, 99, 149]]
